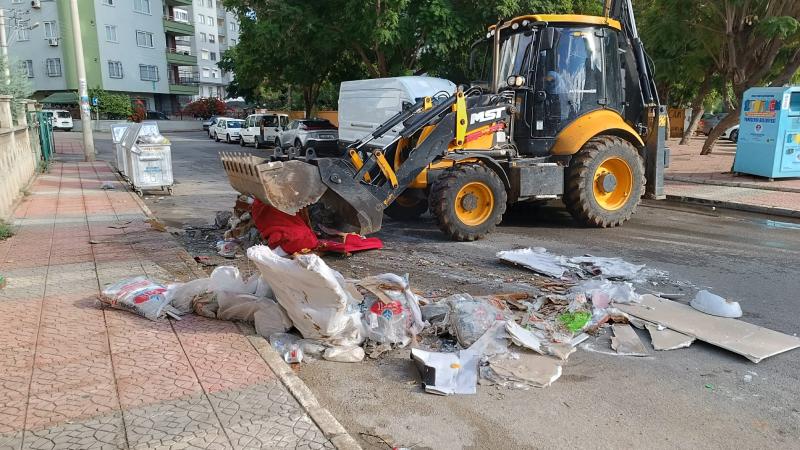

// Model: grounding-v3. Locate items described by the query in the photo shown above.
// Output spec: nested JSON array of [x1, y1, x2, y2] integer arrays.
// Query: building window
[[108, 61, 123, 78], [210, 52, 216, 61], [17, 27, 30, 41], [197, 15, 205, 25], [229, 22, 235, 31], [211, 69, 219, 79], [46, 58, 62, 77], [134, 0, 151, 14], [198, 0, 204, 6], [201, 49, 209, 60], [200, 32, 207, 42], [207, 15, 213, 24], [105, 25, 117, 42], [209, 0, 214, 8], [20, 60, 33, 78], [102, 0, 114, 6], [136, 31, 154, 48], [209, 34, 215, 43], [12, 0, 23, 4], [202, 68, 210, 78], [139, 64, 159, 81], [43, 21, 57, 39], [174, 9, 189, 23]]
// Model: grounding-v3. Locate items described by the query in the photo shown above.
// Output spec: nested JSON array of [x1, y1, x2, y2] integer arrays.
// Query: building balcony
[[165, 48, 197, 66], [169, 72, 199, 95], [218, 25, 226, 36], [165, 0, 192, 6], [163, 16, 194, 36]]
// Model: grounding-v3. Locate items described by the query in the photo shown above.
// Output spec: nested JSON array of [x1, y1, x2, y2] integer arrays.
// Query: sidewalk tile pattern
[[0, 160, 332, 449]]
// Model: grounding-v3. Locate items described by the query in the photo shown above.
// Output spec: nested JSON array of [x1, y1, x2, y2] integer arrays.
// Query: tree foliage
[[88, 88, 132, 120], [0, 57, 34, 123], [182, 97, 229, 119]]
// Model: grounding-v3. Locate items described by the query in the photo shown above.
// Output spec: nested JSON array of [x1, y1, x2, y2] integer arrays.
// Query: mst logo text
[[469, 107, 505, 125]]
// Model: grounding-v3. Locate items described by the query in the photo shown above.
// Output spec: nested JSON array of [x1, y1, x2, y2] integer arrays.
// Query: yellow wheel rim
[[593, 157, 633, 211], [455, 182, 494, 226]]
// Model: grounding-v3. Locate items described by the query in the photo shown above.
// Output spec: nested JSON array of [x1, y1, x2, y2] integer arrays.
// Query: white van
[[239, 113, 290, 148], [337, 76, 456, 148], [42, 109, 73, 131]]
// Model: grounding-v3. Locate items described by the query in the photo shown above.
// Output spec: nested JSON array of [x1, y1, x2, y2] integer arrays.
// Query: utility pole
[[68, 0, 95, 161], [0, 9, 10, 84]]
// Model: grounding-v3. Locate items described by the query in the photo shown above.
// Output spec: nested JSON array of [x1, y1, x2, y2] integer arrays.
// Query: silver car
[[277, 118, 339, 155]]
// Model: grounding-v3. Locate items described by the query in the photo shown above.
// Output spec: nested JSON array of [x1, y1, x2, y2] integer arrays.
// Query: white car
[[721, 124, 739, 143], [42, 109, 73, 131], [239, 113, 290, 148], [213, 118, 244, 143], [277, 118, 339, 155], [208, 116, 233, 140]]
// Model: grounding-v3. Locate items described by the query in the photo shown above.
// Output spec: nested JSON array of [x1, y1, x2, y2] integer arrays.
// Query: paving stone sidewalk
[[0, 157, 335, 449], [665, 137, 800, 216]]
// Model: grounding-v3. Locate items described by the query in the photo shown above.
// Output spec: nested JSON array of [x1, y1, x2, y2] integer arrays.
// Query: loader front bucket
[[220, 152, 328, 215]]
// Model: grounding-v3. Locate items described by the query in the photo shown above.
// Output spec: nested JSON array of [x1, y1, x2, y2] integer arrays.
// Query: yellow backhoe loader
[[222, 0, 668, 241]]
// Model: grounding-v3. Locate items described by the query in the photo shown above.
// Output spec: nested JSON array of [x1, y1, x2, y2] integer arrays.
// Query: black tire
[[563, 136, 645, 228], [226, 134, 231, 143], [429, 164, 507, 241], [730, 129, 739, 143], [274, 138, 281, 149], [254, 137, 261, 149], [385, 193, 429, 221], [214, 132, 220, 142], [239, 136, 245, 146]]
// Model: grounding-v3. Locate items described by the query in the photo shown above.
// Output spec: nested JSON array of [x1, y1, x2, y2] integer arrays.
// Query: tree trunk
[[700, 107, 740, 155], [302, 84, 321, 118], [680, 72, 714, 145]]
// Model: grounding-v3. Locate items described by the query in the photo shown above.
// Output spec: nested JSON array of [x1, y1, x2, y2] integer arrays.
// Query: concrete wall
[[0, 97, 40, 220]]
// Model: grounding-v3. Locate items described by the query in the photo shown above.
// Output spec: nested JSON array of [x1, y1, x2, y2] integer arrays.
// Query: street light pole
[[0, 9, 10, 84], [68, 0, 95, 161]]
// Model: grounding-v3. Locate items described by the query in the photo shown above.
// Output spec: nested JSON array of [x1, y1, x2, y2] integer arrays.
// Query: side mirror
[[535, 91, 547, 103], [506, 75, 526, 88], [274, 127, 280, 132], [541, 27, 555, 51]]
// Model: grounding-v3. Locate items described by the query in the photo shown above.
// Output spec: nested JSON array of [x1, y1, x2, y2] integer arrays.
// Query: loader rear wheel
[[384, 193, 428, 221], [430, 164, 506, 241], [564, 136, 645, 228]]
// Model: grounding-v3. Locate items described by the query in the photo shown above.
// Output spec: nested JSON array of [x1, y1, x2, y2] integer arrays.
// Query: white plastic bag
[[100, 277, 170, 321], [448, 294, 505, 347], [247, 245, 364, 346], [357, 273, 426, 347], [323, 346, 365, 363]]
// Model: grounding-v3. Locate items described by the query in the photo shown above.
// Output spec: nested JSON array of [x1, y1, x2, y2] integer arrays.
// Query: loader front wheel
[[564, 136, 645, 228], [430, 164, 506, 241]]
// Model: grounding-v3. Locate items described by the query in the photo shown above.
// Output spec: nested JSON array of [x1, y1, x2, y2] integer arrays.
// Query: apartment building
[[187, 0, 239, 99], [1, 0, 239, 113]]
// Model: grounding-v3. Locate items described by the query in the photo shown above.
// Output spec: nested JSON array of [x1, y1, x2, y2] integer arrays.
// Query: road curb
[[237, 323, 363, 450], [665, 194, 800, 218], [666, 176, 800, 194]]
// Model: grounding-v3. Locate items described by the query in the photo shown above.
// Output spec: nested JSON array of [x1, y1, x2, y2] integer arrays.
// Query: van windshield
[[57, 112, 71, 118]]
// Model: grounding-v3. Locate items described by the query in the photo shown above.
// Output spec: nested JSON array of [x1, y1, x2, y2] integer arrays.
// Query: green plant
[[0, 57, 34, 122], [89, 88, 132, 119], [0, 220, 13, 241]]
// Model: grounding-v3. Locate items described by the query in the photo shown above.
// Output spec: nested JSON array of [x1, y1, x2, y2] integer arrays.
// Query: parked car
[[239, 113, 290, 148], [212, 118, 244, 143], [208, 116, 232, 139], [146, 110, 170, 120], [202, 115, 219, 131], [722, 124, 739, 143], [699, 113, 728, 135], [42, 110, 73, 131], [277, 118, 339, 155]]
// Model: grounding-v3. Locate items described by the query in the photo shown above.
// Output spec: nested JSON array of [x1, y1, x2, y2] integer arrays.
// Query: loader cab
[[470, 16, 641, 157]]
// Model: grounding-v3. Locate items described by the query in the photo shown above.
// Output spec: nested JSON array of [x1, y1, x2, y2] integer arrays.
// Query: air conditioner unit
[[31, 0, 41, 8], [47, 38, 58, 47]]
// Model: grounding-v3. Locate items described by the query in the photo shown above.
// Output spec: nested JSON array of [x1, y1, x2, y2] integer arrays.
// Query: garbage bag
[[100, 277, 170, 321], [447, 294, 505, 348], [166, 277, 210, 314], [357, 274, 426, 347], [323, 346, 365, 363], [247, 245, 364, 346], [571, 278, 640, 305]]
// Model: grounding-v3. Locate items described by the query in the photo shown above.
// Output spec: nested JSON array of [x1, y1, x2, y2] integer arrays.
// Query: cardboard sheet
[[610, 324, 649, 356], [645, 323, 695, 351], [616, 295, 800, 363]]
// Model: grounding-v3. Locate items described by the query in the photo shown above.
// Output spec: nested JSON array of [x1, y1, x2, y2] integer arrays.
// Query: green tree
[[0, 57, 34, 123], [88, 88, 132, 120]]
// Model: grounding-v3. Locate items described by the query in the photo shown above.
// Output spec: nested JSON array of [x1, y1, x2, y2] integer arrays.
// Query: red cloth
[[318, 234, 383, 254], [251, 199, 318, 254]]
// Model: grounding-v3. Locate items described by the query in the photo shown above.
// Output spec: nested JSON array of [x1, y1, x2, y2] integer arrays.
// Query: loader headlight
[[506, 75, 526, 88], [511, 22, 519, 30]]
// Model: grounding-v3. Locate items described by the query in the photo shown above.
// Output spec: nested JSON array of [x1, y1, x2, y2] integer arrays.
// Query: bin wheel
[[167, 186, 174, 195], [135, 189, 143, 197]]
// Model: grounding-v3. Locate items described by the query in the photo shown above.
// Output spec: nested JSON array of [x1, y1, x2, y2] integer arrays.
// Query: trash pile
[[100, 244, 800, 398], [212, 195, 383, 258]]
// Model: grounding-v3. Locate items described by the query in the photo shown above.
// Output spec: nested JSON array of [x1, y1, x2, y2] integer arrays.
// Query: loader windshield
[[497, 30, 535, 88]]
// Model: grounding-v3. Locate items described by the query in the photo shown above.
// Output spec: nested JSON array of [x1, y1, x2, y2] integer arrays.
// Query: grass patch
[[0, 220, 13, 241]]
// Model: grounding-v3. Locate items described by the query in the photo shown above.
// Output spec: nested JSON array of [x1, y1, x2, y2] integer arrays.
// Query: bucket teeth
[[220, 152, 328, 215]]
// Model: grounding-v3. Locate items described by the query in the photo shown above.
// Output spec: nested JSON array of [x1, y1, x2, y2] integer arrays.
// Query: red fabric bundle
[[251, 199, 318, 254], [318, 234, 383, 254]]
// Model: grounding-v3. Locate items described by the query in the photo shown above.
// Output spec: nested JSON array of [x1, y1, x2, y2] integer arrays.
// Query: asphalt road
[[97, 131, 800, 449]]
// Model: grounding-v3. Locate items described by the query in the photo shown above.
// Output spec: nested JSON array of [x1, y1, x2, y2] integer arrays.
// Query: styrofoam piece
[[690, 290, 742, 318], [497, 247, 571, 278]]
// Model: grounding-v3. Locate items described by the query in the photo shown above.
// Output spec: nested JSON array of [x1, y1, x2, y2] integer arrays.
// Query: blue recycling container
[[733, 86, 800, 179]]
